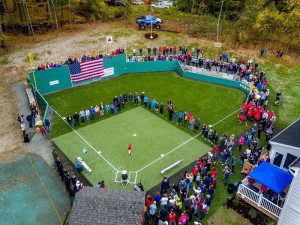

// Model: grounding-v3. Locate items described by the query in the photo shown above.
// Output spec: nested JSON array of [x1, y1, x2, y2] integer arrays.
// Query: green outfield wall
[[28, 54, 250, 122]]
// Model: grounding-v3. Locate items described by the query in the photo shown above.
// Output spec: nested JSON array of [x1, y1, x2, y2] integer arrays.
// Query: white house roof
[[271, 119, 300, 149]]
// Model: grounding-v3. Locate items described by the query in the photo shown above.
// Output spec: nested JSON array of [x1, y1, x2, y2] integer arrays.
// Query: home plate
[[133, 134, 137, 137], [98, 151, 101, 154]]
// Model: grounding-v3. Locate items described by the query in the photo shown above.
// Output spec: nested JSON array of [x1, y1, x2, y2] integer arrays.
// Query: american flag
[[68, 58, 104, 83]]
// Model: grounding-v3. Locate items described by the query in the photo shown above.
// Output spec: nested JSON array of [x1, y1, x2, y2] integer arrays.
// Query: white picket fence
[[237, 179, 282, 218]]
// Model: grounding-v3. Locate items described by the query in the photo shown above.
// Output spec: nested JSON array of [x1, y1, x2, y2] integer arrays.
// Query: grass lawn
[[53, 107, 211, 190], [46, 71, 248, 139], [207, 206, 253, 225]]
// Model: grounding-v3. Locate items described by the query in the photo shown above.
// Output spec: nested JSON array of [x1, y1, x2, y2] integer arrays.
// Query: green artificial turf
[[46, 71, 247, 139], [53, 107, 211, 189]]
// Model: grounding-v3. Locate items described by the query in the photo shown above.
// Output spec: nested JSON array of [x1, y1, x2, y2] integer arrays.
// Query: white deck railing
[[260, 196, 282, 218], [237, 179, 282, 218]]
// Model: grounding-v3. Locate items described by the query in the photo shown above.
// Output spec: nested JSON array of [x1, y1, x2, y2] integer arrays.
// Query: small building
[[277, 157, 300, 225], [69, 187, 145, 225], [269, 118, 300, 169]]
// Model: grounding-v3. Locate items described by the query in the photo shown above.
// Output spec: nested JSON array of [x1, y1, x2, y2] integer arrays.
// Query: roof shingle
[[271, 119, 300, 149], [69, 187, 145, 225]]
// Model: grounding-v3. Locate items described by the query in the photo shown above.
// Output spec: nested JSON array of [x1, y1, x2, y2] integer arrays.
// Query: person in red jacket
[[254, 111, 261, 121], [158, 46, 162, 54], [212, 168, 218, 178], [213, 145, 219, 161], [39, 126, 47, 136], [247, 109, 253, 118], [163, 45, 167, 55], [192, 166, 199, 181], [173, 46, 177, 55], [145, 195, 153, 208], [128, 143, 132, 155], [168, 210, 177, 225]]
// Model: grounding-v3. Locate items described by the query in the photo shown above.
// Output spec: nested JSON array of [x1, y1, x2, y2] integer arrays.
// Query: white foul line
[[50, 106, 118, 172], [135, 107, 241, 174], [135, 134, 200, 173], [211, 107, 241, 127]]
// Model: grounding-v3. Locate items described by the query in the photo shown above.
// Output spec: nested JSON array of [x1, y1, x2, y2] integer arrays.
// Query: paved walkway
[[11, 82, 54, 165]]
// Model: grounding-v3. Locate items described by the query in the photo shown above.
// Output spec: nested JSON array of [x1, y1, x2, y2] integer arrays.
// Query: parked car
[[106, 0, 125, 6], [131, 0, 144, 5], [151, 1, 174, 8], [136, 15, 162, 30]]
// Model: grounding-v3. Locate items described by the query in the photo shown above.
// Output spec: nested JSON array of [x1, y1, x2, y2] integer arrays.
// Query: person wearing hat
[[121, 170, 129, 185]]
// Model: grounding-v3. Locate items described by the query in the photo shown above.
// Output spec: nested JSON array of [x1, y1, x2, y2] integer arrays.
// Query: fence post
[[258, 193, 263, 207], [238, 184, 245, 199]]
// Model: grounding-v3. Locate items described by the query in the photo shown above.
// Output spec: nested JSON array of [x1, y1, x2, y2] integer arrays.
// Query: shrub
[[248, 208, 258, 218], [232, 197, 240, 206], [0, 57, 10, 65]]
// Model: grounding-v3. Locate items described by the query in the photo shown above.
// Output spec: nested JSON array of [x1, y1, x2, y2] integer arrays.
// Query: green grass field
[[53, 107, 211, 189], [46, 71, 248, 139], [47, 71, 249, 189]]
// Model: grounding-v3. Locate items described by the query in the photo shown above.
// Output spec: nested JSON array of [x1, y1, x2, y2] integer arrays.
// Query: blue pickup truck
[[136, 15, 162, 30]]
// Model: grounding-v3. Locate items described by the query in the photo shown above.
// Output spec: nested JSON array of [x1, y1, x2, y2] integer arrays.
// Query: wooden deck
[[236, 193, 279, 221]]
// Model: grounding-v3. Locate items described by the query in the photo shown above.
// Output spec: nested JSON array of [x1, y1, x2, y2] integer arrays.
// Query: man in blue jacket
[[89, 106, 95, 120]]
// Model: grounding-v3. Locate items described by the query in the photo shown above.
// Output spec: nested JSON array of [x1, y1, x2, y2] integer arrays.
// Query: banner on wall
[[103, 67, 114, 77]]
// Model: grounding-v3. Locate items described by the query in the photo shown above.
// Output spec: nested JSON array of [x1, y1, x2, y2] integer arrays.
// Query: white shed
[[269, 119, 300, 169], [277, 158, 300, 225]]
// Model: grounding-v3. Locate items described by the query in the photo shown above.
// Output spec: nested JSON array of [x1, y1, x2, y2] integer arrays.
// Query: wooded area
[[0, 0, 299, 53]]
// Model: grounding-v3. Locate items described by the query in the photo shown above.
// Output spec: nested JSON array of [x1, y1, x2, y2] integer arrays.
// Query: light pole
[[150, 2, 154, 39]]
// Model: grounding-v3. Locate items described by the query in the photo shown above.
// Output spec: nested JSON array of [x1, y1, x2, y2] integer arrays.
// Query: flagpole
[[28, 52, 38, 90]]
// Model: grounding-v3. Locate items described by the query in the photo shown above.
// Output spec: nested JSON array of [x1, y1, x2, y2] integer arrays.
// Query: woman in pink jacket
[[238, 136, 245, 151], [178, 212, 188, 225]]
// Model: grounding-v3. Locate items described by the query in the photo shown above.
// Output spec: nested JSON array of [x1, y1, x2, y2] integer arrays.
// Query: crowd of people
[[53, 150, 106, 205], [127, 46, 266, 84], [145, 156, 218, 224], [143, 125, 262, 224], [35, 48, 125, 71], [17, 102, 51, 141]]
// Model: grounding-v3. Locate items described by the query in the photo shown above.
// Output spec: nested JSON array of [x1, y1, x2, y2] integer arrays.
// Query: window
[[273, 152, 283, 167], [283, 153, 298, 169]]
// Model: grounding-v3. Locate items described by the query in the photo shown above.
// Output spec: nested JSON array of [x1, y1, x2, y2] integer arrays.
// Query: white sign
[[103, 67, 114, 77], [106, 36, 113, 45], [49, 80, 59, 86], [213, 42, 222, 48]]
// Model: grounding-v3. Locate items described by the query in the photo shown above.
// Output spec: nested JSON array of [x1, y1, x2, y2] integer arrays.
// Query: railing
[[183, 65, 241, 82], [237, 183, 260, 204], [32, 87, 51, 124], [260, 196, 282, 218], [237, 179, 282, 218]]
